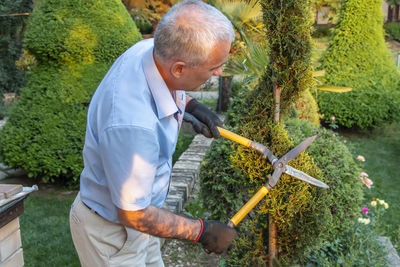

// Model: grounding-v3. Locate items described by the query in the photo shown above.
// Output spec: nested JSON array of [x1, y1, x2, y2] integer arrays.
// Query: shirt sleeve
[[99, 125, 159, 211]]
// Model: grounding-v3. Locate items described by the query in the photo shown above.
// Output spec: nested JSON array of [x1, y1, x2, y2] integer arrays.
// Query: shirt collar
[[142, 46, 177, 119]]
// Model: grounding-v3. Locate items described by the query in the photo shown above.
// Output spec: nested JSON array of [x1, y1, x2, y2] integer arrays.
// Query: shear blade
[[284, 165, 329, 188], [282, 135, 318, 164]]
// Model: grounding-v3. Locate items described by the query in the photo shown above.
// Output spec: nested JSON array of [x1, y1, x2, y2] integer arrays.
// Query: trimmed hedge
[[200, 0, 363, 263], [0, 0, 141, 185], [319, 0, 400, 129], [200, 98, 364, 264]]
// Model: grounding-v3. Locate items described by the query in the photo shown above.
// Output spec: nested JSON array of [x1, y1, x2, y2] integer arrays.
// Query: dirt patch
[[162, 239, 223, 267]]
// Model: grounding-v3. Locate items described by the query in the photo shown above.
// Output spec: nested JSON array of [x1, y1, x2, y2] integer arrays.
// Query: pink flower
[[205, 82, 209, 86], [330, 116, 335, 121], [362, 207, 368, 214], [210, 82, 214, 86], [357, 155, 366, 162], [360, 172, 368, 178], [373, 197, 376, 201], [360, 177, 373, 188]]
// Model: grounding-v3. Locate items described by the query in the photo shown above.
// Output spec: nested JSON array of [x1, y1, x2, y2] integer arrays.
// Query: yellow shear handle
[[228, 186, 269, 227], [217, 126, 252, 148]]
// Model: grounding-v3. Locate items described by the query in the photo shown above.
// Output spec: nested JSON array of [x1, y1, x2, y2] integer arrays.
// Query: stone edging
[[162, 134, 213, 214]]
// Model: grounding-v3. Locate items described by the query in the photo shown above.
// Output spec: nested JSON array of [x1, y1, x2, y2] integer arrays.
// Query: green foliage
[[200, 88, 250, 223], [0, 0, 34, 94], [384, 22, 400, 41], [283, 88, 321, 127], [261, 0, 314, 112], [0, 0, 141, 185], [224, 118, 364, 265], [305, 197, 389, 266], [316, 87, 400, 129], [319, 0, 400, 129], [312, 24, 333, 38]]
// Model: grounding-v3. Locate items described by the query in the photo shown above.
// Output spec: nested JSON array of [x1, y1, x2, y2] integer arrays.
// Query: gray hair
[[154, 0, 235, 67]]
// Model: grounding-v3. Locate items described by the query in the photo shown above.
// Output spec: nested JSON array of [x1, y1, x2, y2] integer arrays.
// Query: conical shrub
[[318, 0, 400, 129], [0, 0, 141, 185]]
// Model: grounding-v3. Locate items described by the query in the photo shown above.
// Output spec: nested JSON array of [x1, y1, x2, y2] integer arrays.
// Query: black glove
[[185, 99, 223, 138], [195, 219, 237, 254], [183, 113, 213, 138]]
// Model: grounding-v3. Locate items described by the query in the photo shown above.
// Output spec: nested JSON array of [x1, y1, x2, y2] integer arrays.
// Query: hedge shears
[[215, 126, 329, 228], [183, 113, 329, 228]]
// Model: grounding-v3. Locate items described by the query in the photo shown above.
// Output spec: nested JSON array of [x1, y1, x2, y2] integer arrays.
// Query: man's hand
[[185, 99, 222, 138], [195, 220, 237, 254], [183, 113, 213, 138]]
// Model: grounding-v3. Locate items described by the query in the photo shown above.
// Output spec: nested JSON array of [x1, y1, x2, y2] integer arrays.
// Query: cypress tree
[[0, 0, 142, 185], [318, 0, 400, 129], [200, 0, 363, 265]]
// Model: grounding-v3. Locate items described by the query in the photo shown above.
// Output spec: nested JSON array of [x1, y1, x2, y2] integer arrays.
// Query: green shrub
[[0, 0, 141, 185], [384, 22, 400, 41], [200, 88, 250, 222], [312, 24, 333, 38], [319, 0, 400, 129], [0, 0, 34, 94], [283, 88, 321, 127], [305, 196, 389, 266], [223, 118, 364, 265]]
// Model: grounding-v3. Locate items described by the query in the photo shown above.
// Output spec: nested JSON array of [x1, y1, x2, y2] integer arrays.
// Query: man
[[69, 0, 237, 266]]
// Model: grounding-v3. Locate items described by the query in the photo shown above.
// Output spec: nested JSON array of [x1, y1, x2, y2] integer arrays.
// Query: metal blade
[[282, 135, 318, 164], [284, 165, 329, 188]]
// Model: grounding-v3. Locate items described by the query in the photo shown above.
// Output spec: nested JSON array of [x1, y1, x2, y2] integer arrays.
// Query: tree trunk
[[268, 216, 278, 267], [395, 5, 399, 22], [217, 76, 233, 112], [221, 76, 232, 112], [269, 76, 281, 265], [388, 6, 394, 22]]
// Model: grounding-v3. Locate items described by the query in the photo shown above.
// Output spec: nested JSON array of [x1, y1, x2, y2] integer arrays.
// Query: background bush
[[0, 0, 141, 185], [318, 0, 400, 129], [384, 22, 400, 42], [0, 0, 34, 94]]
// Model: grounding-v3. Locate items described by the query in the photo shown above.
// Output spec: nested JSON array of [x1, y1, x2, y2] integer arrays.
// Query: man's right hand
[[196, 220, 237, 254]]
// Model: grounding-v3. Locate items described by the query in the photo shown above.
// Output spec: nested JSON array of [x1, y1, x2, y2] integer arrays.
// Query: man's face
[[180, 40, 231, 91]]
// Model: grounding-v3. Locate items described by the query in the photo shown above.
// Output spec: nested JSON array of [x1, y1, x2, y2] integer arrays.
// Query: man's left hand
[[185, 99, 222, 138]]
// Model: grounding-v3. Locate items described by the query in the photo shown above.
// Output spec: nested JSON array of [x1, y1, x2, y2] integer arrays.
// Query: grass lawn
[[20, 193, 80, 267], [340, 121, 400, 245]]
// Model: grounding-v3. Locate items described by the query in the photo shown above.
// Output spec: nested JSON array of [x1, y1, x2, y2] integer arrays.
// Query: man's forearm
[[118, 206, 201, 241]]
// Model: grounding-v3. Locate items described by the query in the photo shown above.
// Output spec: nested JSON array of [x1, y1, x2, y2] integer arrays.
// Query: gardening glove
[[194, 219, 237, 254], [183, 113, 213, 138], [185, 99, 223, 139]]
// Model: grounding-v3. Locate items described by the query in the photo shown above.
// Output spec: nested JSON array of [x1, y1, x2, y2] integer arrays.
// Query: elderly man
[[69, 0, 237, 266]]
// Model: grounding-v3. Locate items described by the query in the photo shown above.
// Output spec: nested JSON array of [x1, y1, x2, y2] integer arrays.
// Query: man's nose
[[212, 66, 223, 76]]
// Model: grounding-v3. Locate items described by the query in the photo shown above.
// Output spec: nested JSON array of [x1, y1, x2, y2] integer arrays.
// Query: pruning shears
[[215, 127, 329, 228], [183, 113, 329, 228]]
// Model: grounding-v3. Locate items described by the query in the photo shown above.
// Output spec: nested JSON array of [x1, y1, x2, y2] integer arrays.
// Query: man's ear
[[170, 61, 186, 78]]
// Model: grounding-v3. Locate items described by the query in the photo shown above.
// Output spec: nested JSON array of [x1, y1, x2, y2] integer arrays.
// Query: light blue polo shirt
[[80, 39, 186, 223]]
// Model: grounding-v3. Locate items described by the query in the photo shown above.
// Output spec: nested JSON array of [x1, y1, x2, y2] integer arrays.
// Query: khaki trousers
[[69, 193, 164, 267]]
